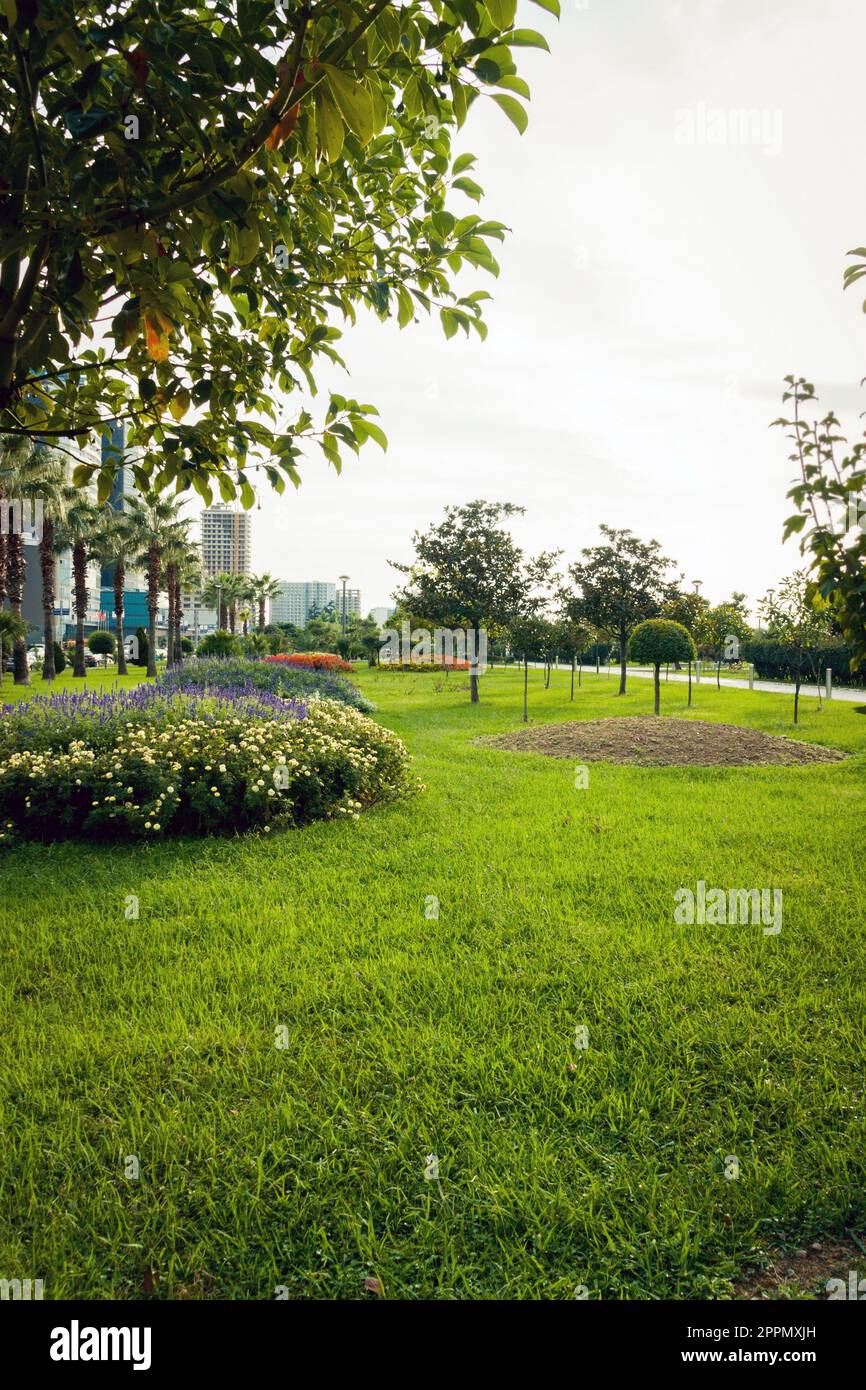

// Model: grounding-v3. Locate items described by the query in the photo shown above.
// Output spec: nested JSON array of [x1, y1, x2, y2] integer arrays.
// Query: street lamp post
[[338, 575, 349, 636]]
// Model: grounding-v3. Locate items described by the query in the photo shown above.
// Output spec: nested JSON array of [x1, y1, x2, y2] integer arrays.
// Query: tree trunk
[[717, 656, 722, 690], [470, 672, 479, 703], [146, 543, 159, 679], [258, 598, 265, 630], [6, 532, 29, 684], [114, 559, 127, 676], [578, 659, 582, 688], [618, 624, 627, 694], [794, 658, 801, 725], [72, 540, 88, 678], [174, 573, 183, 667], [688, 659, 693, 707], [570, 660, 575, 701], [220, 600, 227, 630], [523, 657, 528, 722], [653, 663, 661, 715], [229, 605, 236, 634], [39, 519, 56, 680], [166, 562, 177, 667]]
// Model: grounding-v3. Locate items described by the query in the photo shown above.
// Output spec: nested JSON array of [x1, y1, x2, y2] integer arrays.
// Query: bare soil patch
[[480, 717, 845, 768], [734, 1236, 866, 1300]]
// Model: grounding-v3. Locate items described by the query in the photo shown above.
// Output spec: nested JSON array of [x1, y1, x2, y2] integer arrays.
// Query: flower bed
[[378, 658, 471, 673], [264, 652, 354, 673], [0, 685, 414, 844], [157, 656, 371, 710]]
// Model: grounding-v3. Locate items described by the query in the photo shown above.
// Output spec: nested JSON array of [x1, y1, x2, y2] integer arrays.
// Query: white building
[[200, 505, 252, 577], [271, 580, 336, 627]]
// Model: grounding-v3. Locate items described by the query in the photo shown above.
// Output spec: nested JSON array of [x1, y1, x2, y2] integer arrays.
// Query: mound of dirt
[[479, 717, 845, 768]]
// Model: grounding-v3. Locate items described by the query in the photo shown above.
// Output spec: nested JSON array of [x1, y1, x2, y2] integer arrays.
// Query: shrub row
[[741, 637, 863, 686], [264, 652, 354, 673]]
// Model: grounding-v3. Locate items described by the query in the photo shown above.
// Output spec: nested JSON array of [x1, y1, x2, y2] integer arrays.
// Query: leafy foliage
[[775, 376, 866, 672], [565, 526, 679, 694], [0, 0, 556, 502], [628, 618, 696, 667]]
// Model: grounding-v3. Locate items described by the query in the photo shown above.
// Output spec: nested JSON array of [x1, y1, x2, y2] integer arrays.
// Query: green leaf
[[528, 0, 560, 14], [508, 29, 551, 51], [322, 64, 375, 144], [452, 152, 476, 174], [396, 284, 414, 328], [491, 93, 528, 135], [453, 176, 484, 202], [496, 74, 531, 99], [485, 0, 518, 24], [315, 88, 344, 162]]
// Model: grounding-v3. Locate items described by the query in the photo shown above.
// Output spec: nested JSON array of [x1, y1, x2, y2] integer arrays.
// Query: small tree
[[758, 572, 832, 723], [567, 526, 679, 695], [53, 640, 66, 674], [506, 613, 548, 723], [88, 630, 116, 668], [628, 620, 696, 715], [700, 594, 751, 688]]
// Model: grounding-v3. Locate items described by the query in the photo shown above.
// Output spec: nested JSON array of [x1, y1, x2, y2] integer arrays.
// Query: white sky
[[199, 0, 866, 617]]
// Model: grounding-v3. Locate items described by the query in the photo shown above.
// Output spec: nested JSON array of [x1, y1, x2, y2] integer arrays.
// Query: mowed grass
[[0, 664, 864, 1299]]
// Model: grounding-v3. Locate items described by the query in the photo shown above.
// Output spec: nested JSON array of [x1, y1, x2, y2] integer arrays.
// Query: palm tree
[[201, 573, 229, 631], [55, 490, 99, 678], [0, 442, 68, 681], [0, 609, 26, 689], [220, 573, 246, 635], [175, 545, 202, 663], [249, 572, 281, 631], [162, 530, 198, 667], [92, 508, 138, 677], [126, 493, 184, 678], [0, 434, 35, 685]]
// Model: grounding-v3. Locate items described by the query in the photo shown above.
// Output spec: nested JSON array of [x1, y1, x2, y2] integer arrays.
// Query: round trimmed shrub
[[88, 631, 116, 665], [628, 619, 696, 713], [53, 641, 66, 674]]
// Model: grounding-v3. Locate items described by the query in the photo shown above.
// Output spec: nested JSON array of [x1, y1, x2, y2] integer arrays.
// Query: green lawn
[[1, 666, 864, 1299]]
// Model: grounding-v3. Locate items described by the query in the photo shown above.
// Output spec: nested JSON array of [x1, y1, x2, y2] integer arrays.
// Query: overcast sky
[[208, 0, 866, 616]]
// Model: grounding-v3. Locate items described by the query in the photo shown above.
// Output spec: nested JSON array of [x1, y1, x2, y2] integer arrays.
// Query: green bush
[[52, 641, 66, 674], [197, 630, 240, 657]]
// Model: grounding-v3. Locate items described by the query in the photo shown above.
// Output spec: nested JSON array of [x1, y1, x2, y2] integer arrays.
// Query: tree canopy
[[0, 0, 556, 504], [565, 524, 678, 694]]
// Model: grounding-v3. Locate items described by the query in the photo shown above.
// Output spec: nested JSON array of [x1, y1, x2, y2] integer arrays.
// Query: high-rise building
[[200, 505, 252, 577], [271, 580, 336, 627], [340, 587, 362, 622]]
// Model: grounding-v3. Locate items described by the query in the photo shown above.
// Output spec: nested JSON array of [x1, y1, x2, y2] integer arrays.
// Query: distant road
[[514, 661, 865, 705], [617, 666, 865, 705]]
